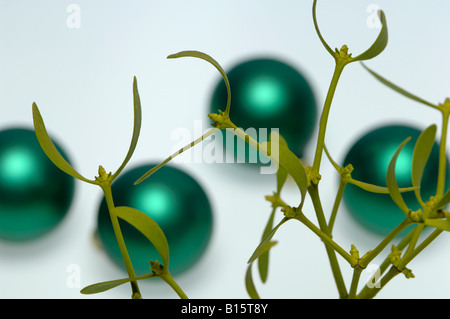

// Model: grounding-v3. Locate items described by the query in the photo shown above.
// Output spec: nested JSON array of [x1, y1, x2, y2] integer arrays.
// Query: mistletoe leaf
[[112, 77, 142, 181], [412, 125, 437, 203], [114, 206, 169, 268], [386, 137, 411, 215], [32, 102, 94, 184], [352, 10, 388, 62]]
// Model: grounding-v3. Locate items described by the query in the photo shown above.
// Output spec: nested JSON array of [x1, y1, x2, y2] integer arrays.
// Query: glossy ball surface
[[97, 164, 213, 276], [343, 125, 449, 236], [210, 58, 317, 164], [0, 128, 75, 241]]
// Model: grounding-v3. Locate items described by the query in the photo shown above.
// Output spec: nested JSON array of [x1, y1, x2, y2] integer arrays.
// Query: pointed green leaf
[[112, 76, 142, 181], [81, 278, 129, 295], [32, 102, 95, 184], [265, 131, 308, 208], [424, 219, 450, 232], [168, 50, 231, 116], [245, 261, 260, 299], [361, 63, 439, 110], [80, 273, 155, 295], [276, 166, 288, 194], [352, 10, 388, 62], [258, 208, 276, 283], [245, 240, 278, 299], [275, 134, 289, 194], [114, 206, 169, 267], [248, 217, 289, 264], [312, 0, 336, 58], [349, 178, 418, 194], [135, 128, 219, 184], [387, 137, 411, 215], [412, 125, 437, 203]]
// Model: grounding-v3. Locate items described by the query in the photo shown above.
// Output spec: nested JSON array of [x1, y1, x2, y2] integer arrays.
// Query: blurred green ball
[[210, 58, 317, 164], [97, 163, 213, 276], [0, 128, 75, 241], [343, 125, 449, 236]]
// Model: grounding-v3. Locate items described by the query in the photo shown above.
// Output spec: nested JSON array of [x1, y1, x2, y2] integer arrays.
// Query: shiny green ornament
[[210, 58, 317, 164], [343, 125, 449, 236], [0, 128, 75, 241], [97, 163, 213, 276]]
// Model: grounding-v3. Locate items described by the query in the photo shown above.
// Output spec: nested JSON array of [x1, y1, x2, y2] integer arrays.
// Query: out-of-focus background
[[0, 0, 449, 298]]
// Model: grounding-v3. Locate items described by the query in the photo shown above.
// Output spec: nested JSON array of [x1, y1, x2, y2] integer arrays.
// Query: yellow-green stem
[[312, 60, 346, 174], [328, 179, 347, 233], [359, 266, 399, 299], [227, 124, 263, 154], [357, 228, 415, 298], [307, 185, 351, 298], [359, 218, 412, 268], [348, 267, 363, 299], [100, 182, 141, 299], [350, 219, 412, 299], [294, 212, 355, 266], [360, 227, 442, 299], [160, 272, 188, 299], [402, 228, 443, 267], [397, 223, 425, 270]]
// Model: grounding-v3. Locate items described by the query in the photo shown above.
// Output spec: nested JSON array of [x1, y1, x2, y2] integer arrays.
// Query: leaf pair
[[32, 77, 172, 295], [386, 125, 437, 215], [361, 59, 450, 231], [135, 50, 229, 184], [32, 76, 142, 184], [312, 0, 388, 63]]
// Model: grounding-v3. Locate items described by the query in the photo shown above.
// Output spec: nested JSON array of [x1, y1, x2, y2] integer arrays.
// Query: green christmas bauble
[[210, 58, 317, 164], [97, 163, 213, 276], [0, 128, 75, 241], [343, 125, 449, 236]]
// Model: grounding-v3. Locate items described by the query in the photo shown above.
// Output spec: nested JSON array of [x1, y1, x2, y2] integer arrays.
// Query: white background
[[0, 0, 450, 299]]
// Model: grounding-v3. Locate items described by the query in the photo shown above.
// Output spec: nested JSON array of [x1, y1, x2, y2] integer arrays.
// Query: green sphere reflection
[[97, 164, 213, 276], [0, 128, 75, 241], [343, 125, 449, 236], [210, 58, 317, 163]]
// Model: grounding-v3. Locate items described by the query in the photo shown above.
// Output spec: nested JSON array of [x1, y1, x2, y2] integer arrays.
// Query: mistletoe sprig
[[32, 77, 186, 299]]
